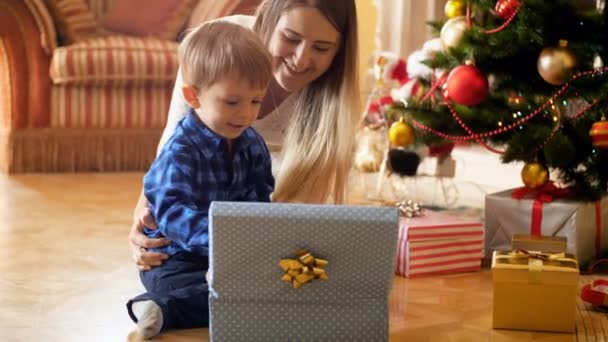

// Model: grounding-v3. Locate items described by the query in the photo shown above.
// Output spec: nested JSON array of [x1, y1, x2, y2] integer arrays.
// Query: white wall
[[375, 0, 445, 58]]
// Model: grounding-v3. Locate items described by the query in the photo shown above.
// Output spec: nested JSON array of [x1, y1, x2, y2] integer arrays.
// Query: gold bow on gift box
[[495, 249, 578, 269], [279, 249, 328, 288], [494, 249, 579, 283], [395, 200, 423, 218]]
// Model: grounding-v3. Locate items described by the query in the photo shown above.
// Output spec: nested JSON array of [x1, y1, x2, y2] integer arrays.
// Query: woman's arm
[[128, 190, 170, 270], [158, 68, 189, 154], [129, 67, 189, 269]]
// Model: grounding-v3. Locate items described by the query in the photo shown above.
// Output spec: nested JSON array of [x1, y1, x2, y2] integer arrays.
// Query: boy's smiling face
[[183, 74, 267, 140]]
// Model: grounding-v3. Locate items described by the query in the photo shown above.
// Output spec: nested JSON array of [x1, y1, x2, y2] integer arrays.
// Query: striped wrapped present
[[396, 211, 484, 277]]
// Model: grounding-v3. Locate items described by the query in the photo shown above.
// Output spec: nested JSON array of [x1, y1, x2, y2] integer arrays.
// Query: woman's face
[[267, 6, 341, 92]]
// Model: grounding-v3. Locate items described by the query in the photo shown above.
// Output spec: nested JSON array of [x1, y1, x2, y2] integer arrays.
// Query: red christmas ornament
[[589, 118, 608, 150], [495, 0, 521, 20], [444, 64, 489, 106]]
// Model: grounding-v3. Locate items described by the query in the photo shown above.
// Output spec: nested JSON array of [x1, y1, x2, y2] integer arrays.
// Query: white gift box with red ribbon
[[396, 211, 484, 277], [484, 188, 608, 267]]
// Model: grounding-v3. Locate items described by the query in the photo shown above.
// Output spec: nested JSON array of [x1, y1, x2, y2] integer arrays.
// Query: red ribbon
[[511, 181, 572, 203], [511, 182, 572, 236], [530, 200, 543, 236], [512, 183, 605, 259]]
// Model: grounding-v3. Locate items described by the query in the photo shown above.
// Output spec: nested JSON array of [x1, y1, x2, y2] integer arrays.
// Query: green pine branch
[[388, 0, 608, 200]]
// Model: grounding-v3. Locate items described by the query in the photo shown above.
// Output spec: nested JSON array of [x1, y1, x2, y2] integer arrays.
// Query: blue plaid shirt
[[143, 109, 274, 256]]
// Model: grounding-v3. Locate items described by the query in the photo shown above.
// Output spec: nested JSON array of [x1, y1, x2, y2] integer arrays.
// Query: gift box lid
[[208, 202, 399, 303], [511, 234, 567, 253], [492, 250, 579, 285], [399, 210, 483, 242]]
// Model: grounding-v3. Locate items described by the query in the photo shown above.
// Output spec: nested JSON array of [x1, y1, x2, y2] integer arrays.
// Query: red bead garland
[[483, 3, 521, 34], [408, 67, 608, 154], [532, 100, 599, 155], [464, 0, 521, 35]]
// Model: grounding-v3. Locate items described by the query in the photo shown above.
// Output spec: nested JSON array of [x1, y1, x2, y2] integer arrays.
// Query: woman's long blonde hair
[[253, 0, 360, 204]]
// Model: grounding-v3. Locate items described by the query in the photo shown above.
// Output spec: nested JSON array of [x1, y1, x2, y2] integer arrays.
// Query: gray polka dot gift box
[[208, 202, 399, 341]]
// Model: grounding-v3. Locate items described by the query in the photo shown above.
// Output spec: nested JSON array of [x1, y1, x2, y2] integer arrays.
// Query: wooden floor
[[0, 173, 600, 341]]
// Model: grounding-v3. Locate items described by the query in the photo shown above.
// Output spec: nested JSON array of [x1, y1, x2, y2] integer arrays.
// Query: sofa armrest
[[23, 0, 58, 54], [0, 0, 52, 129]]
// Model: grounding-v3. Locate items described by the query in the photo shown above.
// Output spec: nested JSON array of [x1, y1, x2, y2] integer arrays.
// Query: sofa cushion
[[187, 0, 262, 28], [44, 0, 99, 44], [50, 85, 172, 129], [101, 0, 198, 40], [50, 35, 179, 86]]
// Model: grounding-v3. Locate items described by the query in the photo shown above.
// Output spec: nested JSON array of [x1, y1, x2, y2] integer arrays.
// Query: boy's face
[[186, 74, 267, 140]]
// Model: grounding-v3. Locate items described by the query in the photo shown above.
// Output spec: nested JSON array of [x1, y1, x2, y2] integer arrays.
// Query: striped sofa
[[0, 0, 259, 172]]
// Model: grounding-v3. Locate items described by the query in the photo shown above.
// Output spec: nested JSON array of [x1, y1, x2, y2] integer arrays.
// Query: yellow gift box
[[492, 250, 579, 333]]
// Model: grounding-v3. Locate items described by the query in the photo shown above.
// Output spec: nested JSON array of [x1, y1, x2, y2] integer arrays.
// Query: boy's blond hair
[[178, 21, 272, 90]]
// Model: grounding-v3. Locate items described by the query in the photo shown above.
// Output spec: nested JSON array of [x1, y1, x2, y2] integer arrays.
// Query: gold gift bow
[[494, 249, 578, 284], [395, 200, 424, 218], [279, 249, 328, 288], [495, 249, 579, 270]]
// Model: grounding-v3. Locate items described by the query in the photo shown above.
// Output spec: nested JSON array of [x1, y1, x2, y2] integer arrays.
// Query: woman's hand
[[129, 207, 170, 270]]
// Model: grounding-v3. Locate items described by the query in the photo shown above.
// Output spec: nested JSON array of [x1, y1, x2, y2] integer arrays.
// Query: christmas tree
[[388, 0, 608, 200]]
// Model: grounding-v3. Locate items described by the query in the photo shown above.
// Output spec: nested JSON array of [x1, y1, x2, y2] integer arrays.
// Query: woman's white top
[[159, 15, 294, 154]]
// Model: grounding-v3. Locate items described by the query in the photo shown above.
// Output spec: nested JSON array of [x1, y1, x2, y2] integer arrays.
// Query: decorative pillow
[[44, 0, 98, 44], [101, 0, 199, 40]]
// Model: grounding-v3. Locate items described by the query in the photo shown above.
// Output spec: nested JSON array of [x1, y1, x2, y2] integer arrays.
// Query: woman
[[131, 0, 360, 270], [128, 0, 359, 337]]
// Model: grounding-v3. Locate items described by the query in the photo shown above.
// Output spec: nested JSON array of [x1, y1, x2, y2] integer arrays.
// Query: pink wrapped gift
[[396, 210, 484, 277]]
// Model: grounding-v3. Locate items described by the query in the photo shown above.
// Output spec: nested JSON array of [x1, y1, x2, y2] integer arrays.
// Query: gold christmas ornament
[[388, 118, 415, 147], [445, 0, 465, 19], [521, 162, 549, 189], [537, 40, 578, 85], [440, 16, 468, 50]]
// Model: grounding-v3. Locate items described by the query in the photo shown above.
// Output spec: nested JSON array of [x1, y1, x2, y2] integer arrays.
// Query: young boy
[[126, 21, 274, 339]]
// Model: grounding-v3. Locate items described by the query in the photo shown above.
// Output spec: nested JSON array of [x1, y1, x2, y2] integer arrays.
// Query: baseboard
[[0, 128, 162, 173]]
